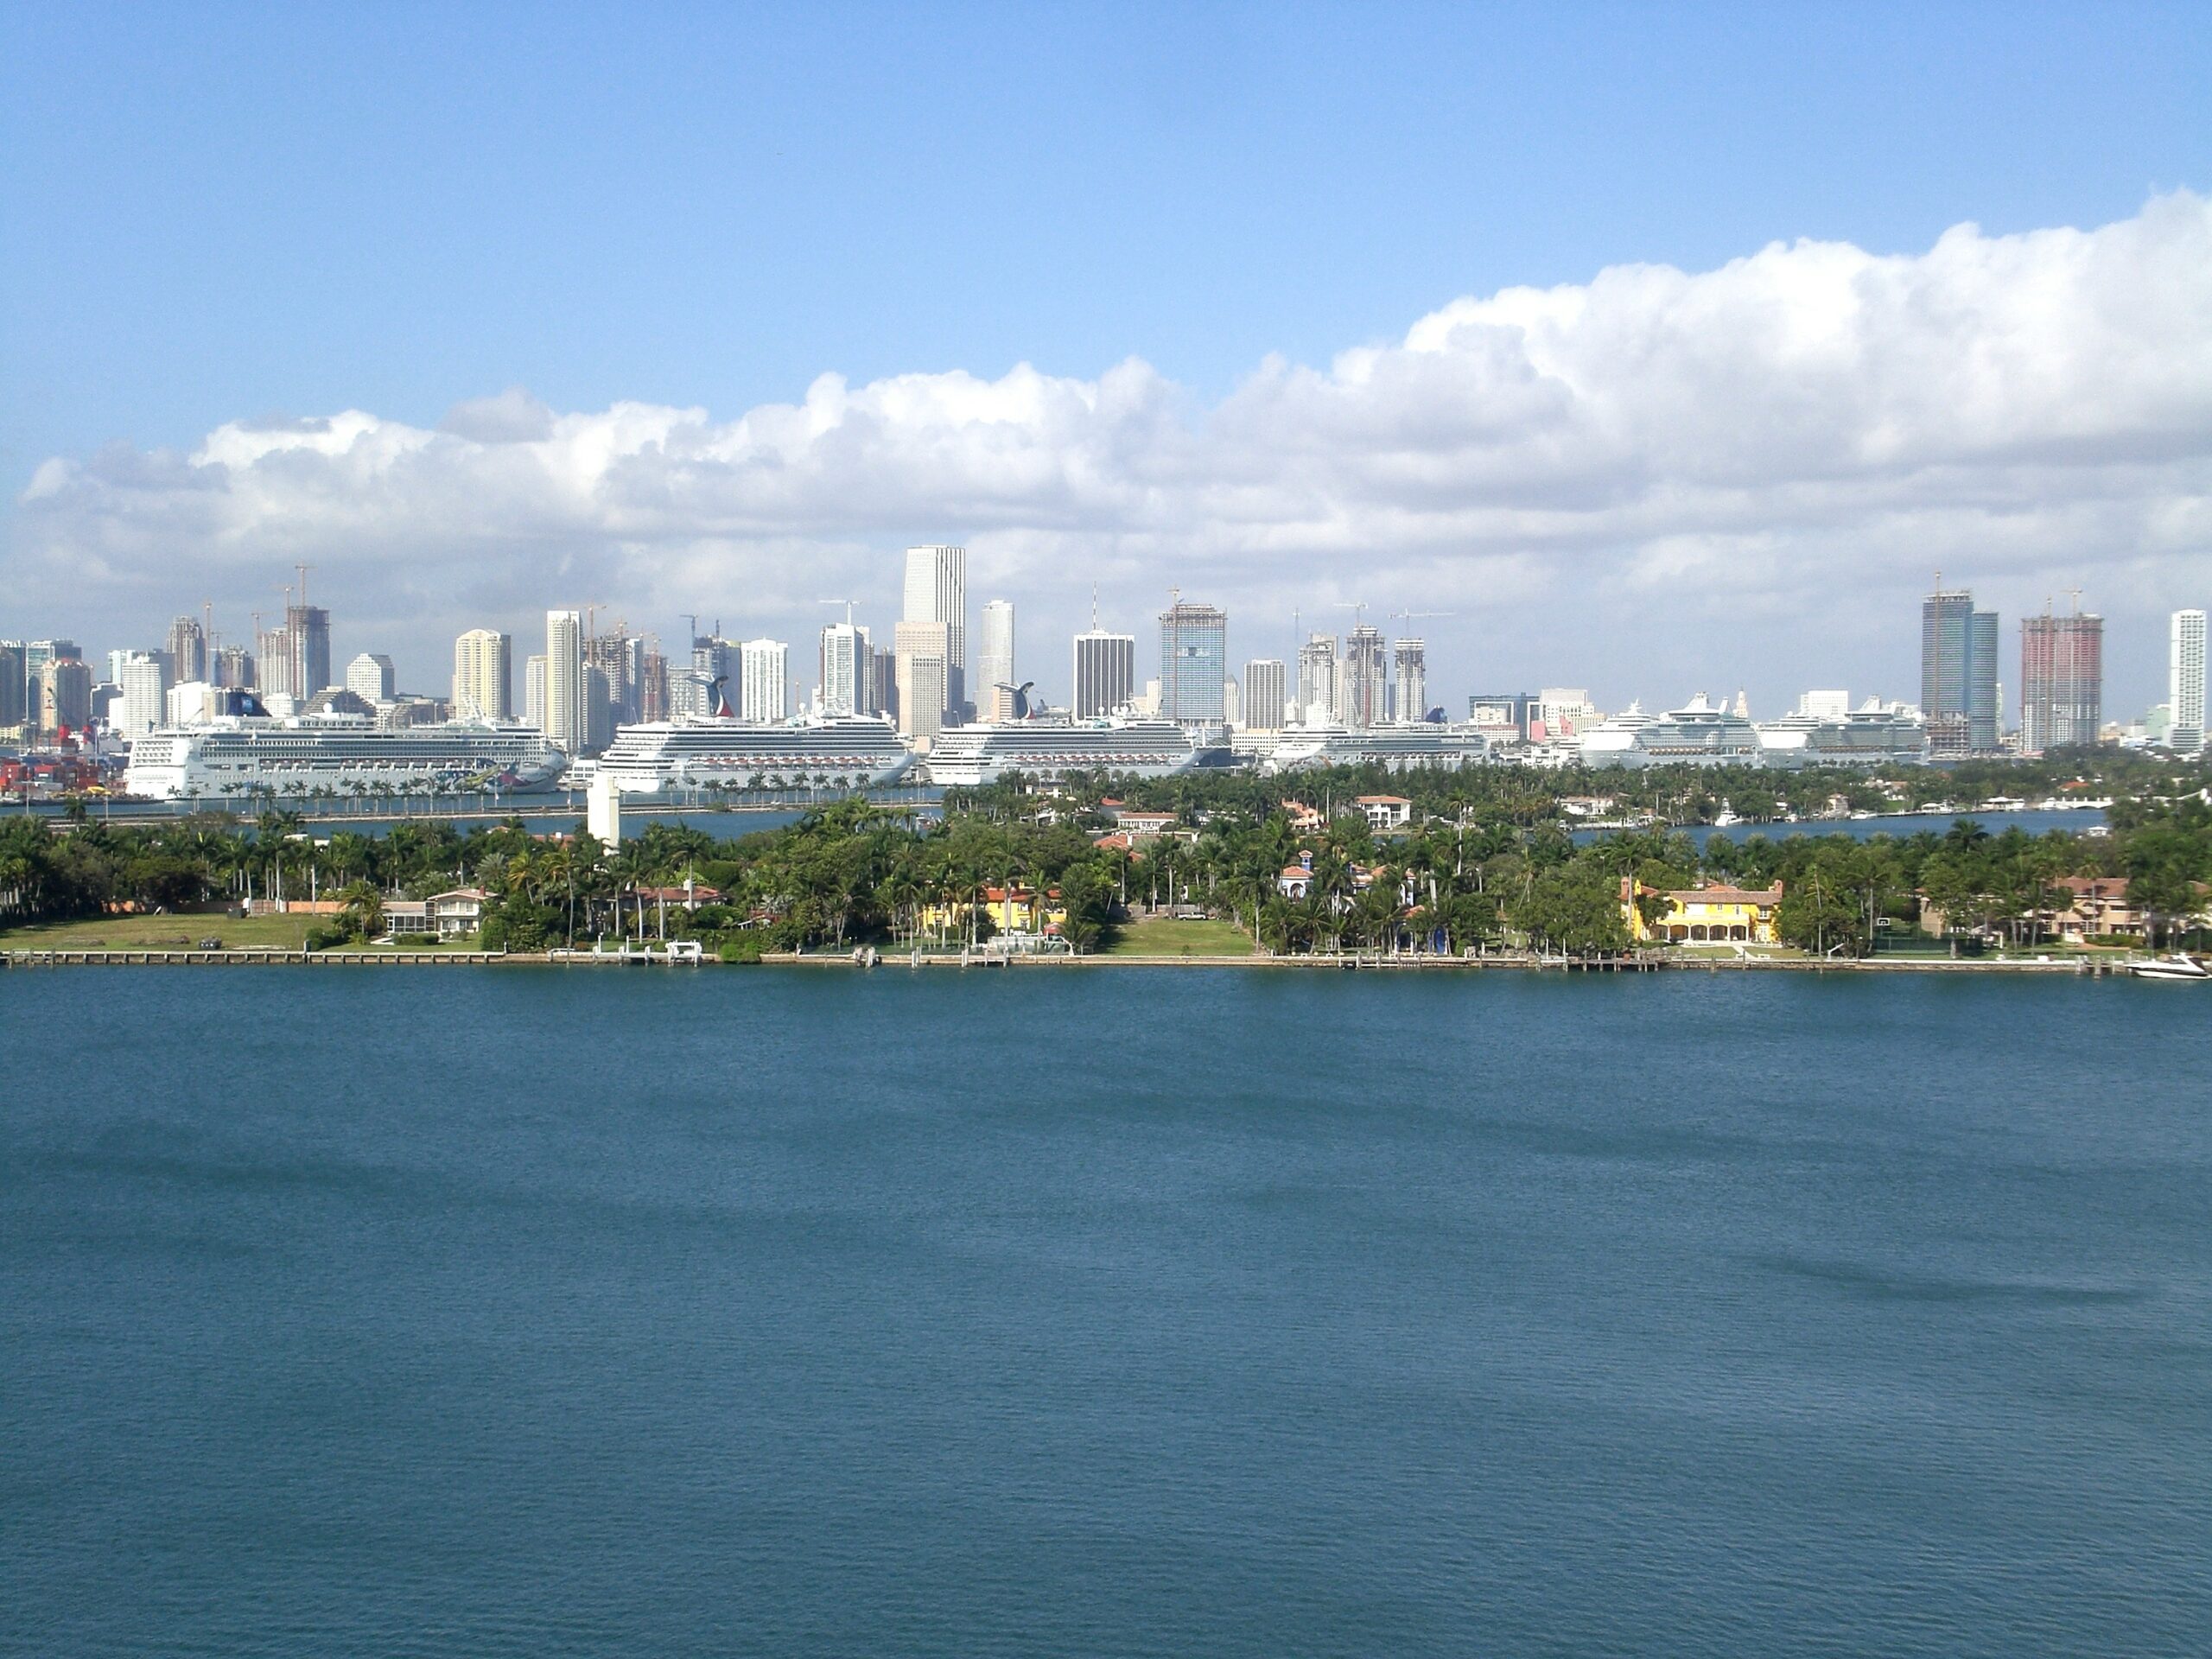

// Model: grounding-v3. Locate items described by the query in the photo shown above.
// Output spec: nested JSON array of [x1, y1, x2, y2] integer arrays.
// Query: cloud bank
[[14, 192, 2211, 707]]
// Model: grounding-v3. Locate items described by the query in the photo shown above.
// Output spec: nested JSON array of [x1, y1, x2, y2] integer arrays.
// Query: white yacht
[[920, 716, 1200, 786], [124, 715, 566, 801], [594, 714, 916, 795]]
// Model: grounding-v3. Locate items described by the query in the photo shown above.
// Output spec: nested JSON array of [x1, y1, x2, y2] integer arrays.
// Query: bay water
[[3, 969, 2207, 1656]]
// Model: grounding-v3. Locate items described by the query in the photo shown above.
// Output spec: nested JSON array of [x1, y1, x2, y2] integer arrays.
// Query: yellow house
[[917, 886, 1070, 936], [1620, 877, 1783, 944]]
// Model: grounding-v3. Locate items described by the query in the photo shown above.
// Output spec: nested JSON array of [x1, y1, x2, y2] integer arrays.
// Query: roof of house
[[1658, 883, 1783, 906]]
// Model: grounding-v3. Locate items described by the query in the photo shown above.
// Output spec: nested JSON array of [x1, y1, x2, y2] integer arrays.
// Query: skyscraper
[[741, 639, 790, 722], [1341, 625, 1387, 728], [1242, 658, 1287, 730], [166, 615, 207, 683], [289, 604, 332, 696], [452, 629, 512, 721], [2019, 609, 2103, 754], [1072, 629, 1135, 717], [819, 621, 873, 717], [1922, 587, 1999, 754], [1392, 639, 1427, 723], [1159, 600, 1227, 723], [978, 600, 1015, 718], [0, 642, 26, 729], [2171, 609, 2207, 755], [902, 544, 968, 720], [346, 652, 396, 704], [544, 610, 583, 752], [115, 651, 171, 740], [893, 620, 950, 746], [1296, 634, 1338, 725], [524, 655, 547, 731]]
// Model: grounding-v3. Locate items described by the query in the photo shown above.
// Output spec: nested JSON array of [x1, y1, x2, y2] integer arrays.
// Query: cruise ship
[[920, 717, 1201, 786], [125, 715, 566, 800], [1580, 695, 1761, 767], [594, 714, 916, 794], [1262, 722, 1491, 774], [1755, 700, 1930, 768]]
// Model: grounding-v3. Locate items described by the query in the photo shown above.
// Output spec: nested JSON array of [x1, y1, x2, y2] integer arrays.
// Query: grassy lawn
[[1101, 916, 1255, 957], [0, 912, 316, 950]]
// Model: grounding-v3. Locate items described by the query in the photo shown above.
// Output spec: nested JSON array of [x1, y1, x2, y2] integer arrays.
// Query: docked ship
[[1754, 699, 1930, 769], [593, 714, 917, 795], [124, 715, 567, 801], [1580, 695, 1760, 768], [1262, 722, 1491, 774], [920, 717, 1201, 786]]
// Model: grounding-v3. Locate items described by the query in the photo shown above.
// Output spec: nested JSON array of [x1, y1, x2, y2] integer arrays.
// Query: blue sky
[[4, 2, 2209, 712]]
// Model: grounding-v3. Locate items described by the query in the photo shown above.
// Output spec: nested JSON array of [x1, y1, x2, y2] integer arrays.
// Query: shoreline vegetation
[[4, 746, 2209, 973]]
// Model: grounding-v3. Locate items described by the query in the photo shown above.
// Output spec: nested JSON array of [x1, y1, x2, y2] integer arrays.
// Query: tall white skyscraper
[[1297, 634, 1338, 725], [978, 599, 1015, 717], [894, 620, 950, 746], [741, 639, 790, 722], [818, 621, 872, 717], [452, 629, 512, 721], [115, 651, 171, 740], [1242, 659, 1287, 730], [2172, 608, 2207, 755], [543, 610, 583, 752], [902, 544, 967, 719], [1392, 639, 1427, 724], [524, 655, 547, 731], [346, 652, 396, 704], [1072, 629, 1135, 717]]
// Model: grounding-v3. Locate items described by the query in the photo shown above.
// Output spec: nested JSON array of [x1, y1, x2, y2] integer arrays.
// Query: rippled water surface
[[4, 969, 2209, 1656]]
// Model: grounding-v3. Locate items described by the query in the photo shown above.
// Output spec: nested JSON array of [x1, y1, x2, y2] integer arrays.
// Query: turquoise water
[[4, 969, 2208, 1656], [1573, 807, 2107, 847]]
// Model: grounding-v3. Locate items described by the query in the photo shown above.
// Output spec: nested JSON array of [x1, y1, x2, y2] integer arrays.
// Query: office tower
[[2020, 609, 2104, 754], [1922, 587, 1999, 755], [524, 655, 547, 730], [38, 658, 93, 732], [1159, 600, 1227, 723], [1295, 633, 1338, 725], [257, 620, 296, 698], [819, 621, 872, 717], [1797, 690, 1851, 720], [346, 652, 396, 704], [1072, 629, 1135, 717], [978, 600, 1015, 718], [582, 664, 614, 753], [893, 620, 950, 745], [869, 645, 898, 720], [1392, 639, 1427, 723], [116, 651, 171, 740], [637, 646, 670, 722], [452, 629, 512, 721], [1242, 658, 1287, 730], [2172, 609, 2208, 755], [212, 645, 255, 689], [0, 641, 25, 728], [284, 603, 332, 696], [1339, 625, 1386, 728], [741, 639, 790, 721], [167, 615, 207, 683], [543, 610, 583, 751], [903, 544, 968, 719]]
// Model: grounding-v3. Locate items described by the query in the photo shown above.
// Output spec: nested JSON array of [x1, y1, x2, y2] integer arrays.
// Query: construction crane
[[817, 598, 861, 626], [1332, 601, 1370, 631], [1391, 609, 1453, 628]]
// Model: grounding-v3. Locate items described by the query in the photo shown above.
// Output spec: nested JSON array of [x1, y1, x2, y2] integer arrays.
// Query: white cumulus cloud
[[12, 191, 2211, 711]]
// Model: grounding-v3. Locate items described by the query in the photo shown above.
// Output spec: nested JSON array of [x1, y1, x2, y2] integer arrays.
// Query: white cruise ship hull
[[920, 719, 1200, 786], [594, 715, 917, 794], [125, 721, 567, 801]]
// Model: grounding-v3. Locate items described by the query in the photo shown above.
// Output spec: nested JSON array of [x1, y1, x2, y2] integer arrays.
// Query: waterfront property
[[1622, 876, 1783, 944]]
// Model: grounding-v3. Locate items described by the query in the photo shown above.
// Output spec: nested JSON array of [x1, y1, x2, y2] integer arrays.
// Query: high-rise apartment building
[[1159, 600, 1227, 723], [115, 651, 171, 740], [37, 657, 92, 733], [0, 642, 26, 729], [212, 645, 255, 689], [346, 652, 396, 704], [543, 610, 583, 752], [1072, 629, 1135, 718], [22, 641, 81, 737], [524, 655, 547, 731], [1242, 658, 1287, 730], [819, 622, 873, 717], [452, 629, 512, 721], [1296, 634, 1338, 724], [1339, 625, 1387, 728], [978, 600, 1015, 717], [902, 544, 968, 720], [869, 645, 898, 721], [166, 615, 207, 683], [289, 604, 333, 696], [741, 639, 790, 722], [2171, 608, 2207, 755], [1922, 587, 1999, 754], [2019, 610, 2103, 754], [1391, 639, 1427, 724], [893, 620, 950, 746]]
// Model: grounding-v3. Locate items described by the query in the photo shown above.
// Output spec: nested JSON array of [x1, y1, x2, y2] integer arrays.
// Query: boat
[[920, 715, 1200, 786], [1580, 694, 1761, 768], [2129, 954, 2209, 981], [1262, 721, 1491, 774], [594, 714, 916, 795], [124, 714, 566, 801]]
